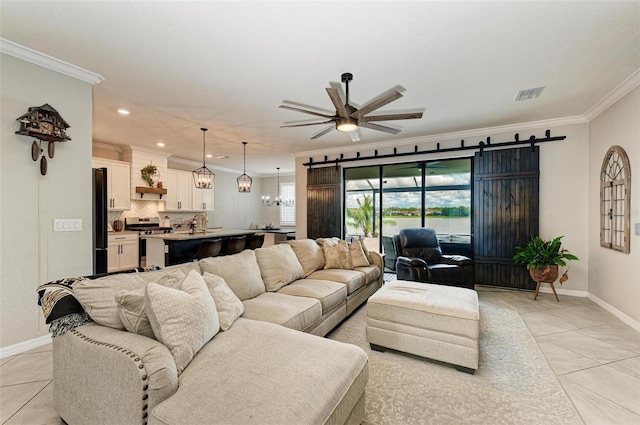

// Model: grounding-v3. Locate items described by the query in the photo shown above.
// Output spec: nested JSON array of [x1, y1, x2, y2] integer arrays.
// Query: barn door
[[473, 147, 539, 289], [307, 166, 342, 239]]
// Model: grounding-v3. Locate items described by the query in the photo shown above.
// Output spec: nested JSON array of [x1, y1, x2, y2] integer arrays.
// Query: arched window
[[600, 146, 631, 253]]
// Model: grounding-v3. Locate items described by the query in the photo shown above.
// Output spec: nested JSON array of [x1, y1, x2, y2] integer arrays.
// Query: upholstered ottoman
[[366, 280, 479, 373]]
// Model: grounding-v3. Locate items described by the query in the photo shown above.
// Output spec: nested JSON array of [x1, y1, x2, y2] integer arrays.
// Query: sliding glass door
[[344, 158, 472, 257]]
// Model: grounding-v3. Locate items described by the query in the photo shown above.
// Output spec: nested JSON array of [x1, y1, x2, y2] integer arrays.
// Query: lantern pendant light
[[237, 141, 252, 192], [192, 128, 215, 189]]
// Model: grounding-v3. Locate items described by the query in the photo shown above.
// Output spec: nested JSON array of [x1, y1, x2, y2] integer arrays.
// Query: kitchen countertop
[[140, 228, 257, 241]]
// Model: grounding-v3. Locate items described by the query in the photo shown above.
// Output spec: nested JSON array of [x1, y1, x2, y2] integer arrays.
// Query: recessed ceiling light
[[117, 109, 130, 115], [156, 142, 165, 147], [206, 154, 213, 158]]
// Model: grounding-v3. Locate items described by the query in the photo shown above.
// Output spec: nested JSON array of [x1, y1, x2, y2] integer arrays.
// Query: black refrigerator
[[92, 167, 108, 274]]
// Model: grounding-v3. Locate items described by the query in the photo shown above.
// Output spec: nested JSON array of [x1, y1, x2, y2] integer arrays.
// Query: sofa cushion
[[307, 269, 366, 295], [255, 244, 305, 292], [199, 250, 265, 301], [354, 265, 381, 285], [277, 279, 347, 313], [349, 240, 370, 267], [202, 272, 244, 331], [241, 293, 321, 331], [151, 318, 368, 425], [146, 270, 219, 374], [287, 239, 325, 276], [322, 239, 353, 270], [74, 273, 146, 330]]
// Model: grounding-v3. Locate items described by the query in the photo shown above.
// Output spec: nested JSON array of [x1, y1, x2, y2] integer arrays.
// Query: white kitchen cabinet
[[161, 170, 193, 211], [192, 185, 214, 211], [108, 233, 139, 272], [161, 169, 213, 211], [92, 158, 131, 211]]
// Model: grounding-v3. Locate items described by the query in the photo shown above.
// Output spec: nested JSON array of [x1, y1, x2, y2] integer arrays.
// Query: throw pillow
[[255, 244, 305, 292], [199, 250, 265, 301], [138, 267, 187, 288], [349, 240, 371, 267], [146, 270, 219, 374], [287, 239, 325, 276], [202, 272, 244, 331], [357, 238, 373, 264], [323, 239, 353, 270], [114, 288, 155, 339]]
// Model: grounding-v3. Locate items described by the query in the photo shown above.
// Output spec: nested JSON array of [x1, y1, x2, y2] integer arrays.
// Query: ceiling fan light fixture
[[237, 141, 252, 193], [192, 128, 215, 189], [336, 118, 358, 132]]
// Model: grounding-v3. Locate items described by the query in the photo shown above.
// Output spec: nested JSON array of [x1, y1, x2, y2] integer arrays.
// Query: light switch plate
[[635, 223, 640, 236], [54, 219, 82, 232]]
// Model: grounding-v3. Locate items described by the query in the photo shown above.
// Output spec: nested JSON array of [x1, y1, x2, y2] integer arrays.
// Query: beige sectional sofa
[[47, 238, 382, 425]]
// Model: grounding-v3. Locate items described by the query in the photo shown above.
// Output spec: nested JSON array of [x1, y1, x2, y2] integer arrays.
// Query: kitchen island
[[142, 229, 257, 267]]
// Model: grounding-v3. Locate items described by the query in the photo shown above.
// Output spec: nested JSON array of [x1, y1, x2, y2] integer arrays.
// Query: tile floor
[[1, 288, 639, 424]]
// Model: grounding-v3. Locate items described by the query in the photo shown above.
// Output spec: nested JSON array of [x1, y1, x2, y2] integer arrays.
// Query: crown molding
[[0, 38, 104, 85], [124, 145, 173, 158], [294, 115, 587, 158], [584, 68, 640, 121], [92, 141, 123, 153]]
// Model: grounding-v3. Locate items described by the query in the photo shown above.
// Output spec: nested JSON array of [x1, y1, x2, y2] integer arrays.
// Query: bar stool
[[224, 235, 246, 255], [246, 233, 265, 250], [195, 238, 222, 259]]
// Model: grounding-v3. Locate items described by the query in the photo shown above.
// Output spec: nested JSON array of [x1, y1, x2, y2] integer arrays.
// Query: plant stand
[[530, 265, 560, 302], [533, 280, 559, 302]]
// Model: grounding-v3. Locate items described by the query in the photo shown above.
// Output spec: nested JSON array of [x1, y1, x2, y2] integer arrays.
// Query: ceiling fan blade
[[359, 121, 401, 135], [350, 129, 361, 143], [352, 91, 403, 119], [359, 112, 423, 122], [279, 105, 336, 119], [311, 125, 336, 139], [326, 88, 348, 118], [280, 120, 334, 128]]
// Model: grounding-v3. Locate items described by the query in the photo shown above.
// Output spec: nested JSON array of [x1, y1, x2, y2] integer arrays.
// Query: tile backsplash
[[108, 200, 209, 229]]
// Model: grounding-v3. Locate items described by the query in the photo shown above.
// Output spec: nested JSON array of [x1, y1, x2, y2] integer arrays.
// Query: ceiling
[[2, 1, 639, 176]]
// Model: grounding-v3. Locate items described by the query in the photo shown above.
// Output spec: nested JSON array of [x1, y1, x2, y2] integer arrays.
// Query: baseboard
[[587, 293, 640, 332], [0, 334, 51, 359], [537, 286, 588, 297]]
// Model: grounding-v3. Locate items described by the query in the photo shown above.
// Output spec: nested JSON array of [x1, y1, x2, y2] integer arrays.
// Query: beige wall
[[588, 86, 640, 324], [1, 54, 94, 349]]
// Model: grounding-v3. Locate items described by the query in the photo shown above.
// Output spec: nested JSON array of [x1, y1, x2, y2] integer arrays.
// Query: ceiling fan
[[279, 73, 423, 140]]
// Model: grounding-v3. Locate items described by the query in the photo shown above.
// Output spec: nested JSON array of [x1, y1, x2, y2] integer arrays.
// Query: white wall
[[260, 173, 295, 228], [295, 121, 591, 294], [1, 53, 94, 349], [588, 86, 640, 324]]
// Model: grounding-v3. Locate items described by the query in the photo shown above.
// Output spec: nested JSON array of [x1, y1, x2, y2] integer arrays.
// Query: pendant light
[[192, 127, 215, 189], [262, 167, 294, 207], [237, 141, 252, 193]]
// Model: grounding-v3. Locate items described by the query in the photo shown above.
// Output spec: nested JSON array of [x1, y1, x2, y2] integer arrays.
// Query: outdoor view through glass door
[[344, 158, 472, 258]]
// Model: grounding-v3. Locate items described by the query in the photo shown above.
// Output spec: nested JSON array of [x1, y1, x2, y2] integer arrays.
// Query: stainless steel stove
[[124, 217, 173, 235], [125, 217, 172, 267]]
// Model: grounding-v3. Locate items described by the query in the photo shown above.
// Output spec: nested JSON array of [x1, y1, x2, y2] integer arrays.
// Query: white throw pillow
[[349, 240, 371, 267], [255, 244, 305, 292], [199, 250, 265, 301], [146, 270, 219, 374], [115, 287, 155, 339], [202, 272, 244, 331]]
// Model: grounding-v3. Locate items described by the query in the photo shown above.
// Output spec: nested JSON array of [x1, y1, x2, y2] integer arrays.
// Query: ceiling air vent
[[515, 86, 545, 102]]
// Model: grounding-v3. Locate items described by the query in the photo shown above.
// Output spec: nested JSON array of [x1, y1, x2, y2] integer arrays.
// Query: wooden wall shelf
[[135, 186, 167, 199]]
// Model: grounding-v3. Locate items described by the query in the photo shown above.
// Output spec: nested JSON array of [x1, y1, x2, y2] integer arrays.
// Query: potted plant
[[140, 164, 158, 187], [513, 236, 579, 283]]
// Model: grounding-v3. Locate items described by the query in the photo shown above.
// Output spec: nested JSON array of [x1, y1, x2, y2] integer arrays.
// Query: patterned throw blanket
[[36, 266, 160, 337]]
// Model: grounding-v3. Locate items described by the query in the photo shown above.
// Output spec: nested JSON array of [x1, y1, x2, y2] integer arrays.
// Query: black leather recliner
[[393, 228, 474, 289]]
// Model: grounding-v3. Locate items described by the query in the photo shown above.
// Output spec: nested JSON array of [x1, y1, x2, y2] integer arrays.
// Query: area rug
[[327, 297, 583, 425]]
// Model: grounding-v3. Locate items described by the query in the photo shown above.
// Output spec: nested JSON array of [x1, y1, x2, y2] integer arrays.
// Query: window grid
[[600, 146, 631, 253], [280, 182, 295, 226]]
